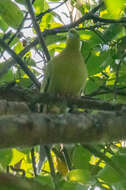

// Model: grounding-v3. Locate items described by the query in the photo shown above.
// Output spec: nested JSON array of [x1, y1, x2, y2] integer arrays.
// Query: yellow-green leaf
[[0, 0, 24, 29], [0, 16, 8, 32], [105, 0, 125, 19], [67, 169, 91, 184]]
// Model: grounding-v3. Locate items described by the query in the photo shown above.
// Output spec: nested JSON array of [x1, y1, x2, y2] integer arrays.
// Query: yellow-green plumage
[[42, 29, 87, 96]]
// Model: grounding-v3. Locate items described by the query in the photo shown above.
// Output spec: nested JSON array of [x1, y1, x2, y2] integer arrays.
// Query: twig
[[91, 14, 126, 24], [61, 146, 72, 171], [31, 147, 37, 176], [92, 29, 107, 43], [114, 61, 121, 100], [44, 145, 55, 178], [113, 54, 125, 99], [32, 0, 36, 4], [8, 12, 28, 45], [26, 0, 50, 62], [76, 23, 108, 31], [88, 88, 126, 97], [0, 38, 40, 88]]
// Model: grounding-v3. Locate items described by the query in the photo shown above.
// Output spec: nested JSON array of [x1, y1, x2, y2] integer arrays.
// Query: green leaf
[[81, 30, 102, 51], [34, 0, 48, 14], [14, 41, 24, 54], [26, 58, 36, 67], [6, 33, 19, 47], [97, 152, 126, 185], [0, 16, 8, 32], [0, 149, 12, 169], [85, 76, 105, 95], [112, 154, 126, 172], [17, 78, 33, 88], [10, 148, 25, 166], [72, 145, 91, 170], [0, 69, 14, 83], [103, 24, 124, 42], [35, 176, 55, 189], [0, 0, 24, 29], [46, 34, 66, 46], [58, 179, 88, 190], [112, 180, 126, 190], [97, 165, 122, 184], [67, 169, 91, 184], [86, 50, 110, 75], [105, 0, 125, 18]]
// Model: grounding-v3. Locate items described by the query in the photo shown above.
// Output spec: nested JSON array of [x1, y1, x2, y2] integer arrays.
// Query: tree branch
[[90, 14, 126, 24], [0, 99, 30, 115], [0, 111, 126, 148], [26, 0, 50, 62], [0, 86, 124, 112]]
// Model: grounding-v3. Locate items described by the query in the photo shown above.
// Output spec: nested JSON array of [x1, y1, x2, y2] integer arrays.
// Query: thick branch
[[0, 112, 126, 148], [0, 100, 30, 115], [0, 86, 124, 111]]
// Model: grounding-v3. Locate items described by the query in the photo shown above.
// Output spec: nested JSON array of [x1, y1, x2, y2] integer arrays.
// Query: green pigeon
[[41, 28, 88, 97]]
